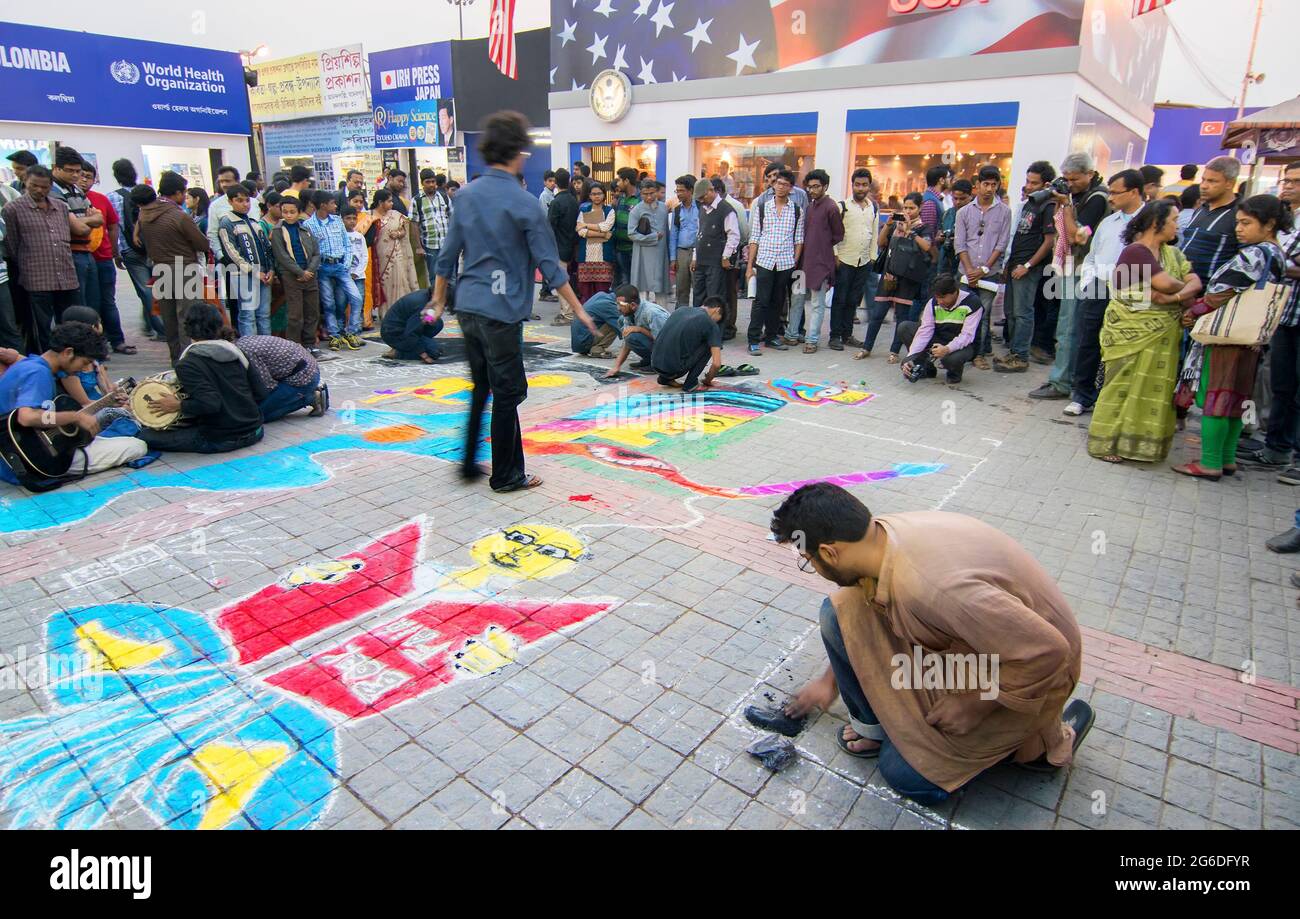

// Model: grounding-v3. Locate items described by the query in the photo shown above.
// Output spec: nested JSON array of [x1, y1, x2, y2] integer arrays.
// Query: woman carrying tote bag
[[856, 192, 932, 362], [1173, 194, 1291, 481]]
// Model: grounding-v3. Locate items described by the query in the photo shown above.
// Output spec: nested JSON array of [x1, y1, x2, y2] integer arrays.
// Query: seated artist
[[53, 306, 132, 429], [768, 483, 1093, 806], [0, 321, 147, 488], [136, 303, 265, 454], [236, 333, 327, 421], [604, 283, 670, 378], [571, 289, 623, 358], [650, 295, 724, 393], [898, 273, 983, 385], [381, 288, 444, 363]]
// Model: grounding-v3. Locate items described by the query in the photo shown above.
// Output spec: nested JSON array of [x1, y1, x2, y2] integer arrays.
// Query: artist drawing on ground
[[1, 0, 1299, 844]]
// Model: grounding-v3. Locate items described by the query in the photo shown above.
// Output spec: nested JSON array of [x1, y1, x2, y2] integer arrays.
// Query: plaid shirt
[[303, 213, 349, 263], [0, 194, 77, 291], [1280, 230, 1300, 328], [413, 190, 451, 251], [752, 197, 805, 272]]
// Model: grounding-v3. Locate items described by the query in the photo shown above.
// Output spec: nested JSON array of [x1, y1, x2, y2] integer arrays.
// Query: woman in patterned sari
[[370, 189, 418, 323], [1088, 200, 1201, 464], [1173, 195, 1291, 480]]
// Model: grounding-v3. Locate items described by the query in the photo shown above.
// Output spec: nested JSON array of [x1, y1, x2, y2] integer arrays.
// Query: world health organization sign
[[0, 21, 251, 135]]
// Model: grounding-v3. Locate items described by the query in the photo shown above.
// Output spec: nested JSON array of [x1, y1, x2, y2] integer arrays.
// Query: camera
[[1029, 176, 1070, 204], [904, 356, 932, 382]]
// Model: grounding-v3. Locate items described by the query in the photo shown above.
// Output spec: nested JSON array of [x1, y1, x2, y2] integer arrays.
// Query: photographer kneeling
[[899, 273, 984, 385]]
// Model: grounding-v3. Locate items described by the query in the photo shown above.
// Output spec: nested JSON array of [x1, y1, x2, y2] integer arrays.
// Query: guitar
[[0, 379, 135, 490]]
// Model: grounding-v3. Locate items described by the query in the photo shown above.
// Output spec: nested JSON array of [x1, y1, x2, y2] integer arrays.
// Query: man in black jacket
[[547, 168, 579, 319], [136, 303, 264, 454]]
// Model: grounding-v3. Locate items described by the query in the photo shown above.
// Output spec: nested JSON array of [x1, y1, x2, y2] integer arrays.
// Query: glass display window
[[693, 134, 817, 207], [571, 140, 664, 186], [848, 127, 1015, 210]]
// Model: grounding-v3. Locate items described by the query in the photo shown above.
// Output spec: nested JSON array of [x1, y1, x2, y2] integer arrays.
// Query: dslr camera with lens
[[1029, 176, 1070, 204]]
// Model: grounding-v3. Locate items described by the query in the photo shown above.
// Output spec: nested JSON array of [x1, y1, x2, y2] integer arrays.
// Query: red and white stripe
[[489, 0, 517, 80], [1132, 0, 1176, 17]]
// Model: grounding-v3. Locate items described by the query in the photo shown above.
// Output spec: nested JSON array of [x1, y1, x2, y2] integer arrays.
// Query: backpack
[[115, 186, 145, 255]]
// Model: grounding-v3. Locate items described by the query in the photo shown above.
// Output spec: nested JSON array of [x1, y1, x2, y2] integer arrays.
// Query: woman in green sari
[[1088, 200, 1202, 464]]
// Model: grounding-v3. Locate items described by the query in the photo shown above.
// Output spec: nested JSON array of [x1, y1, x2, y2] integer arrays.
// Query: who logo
[[109, 59, 140, 84]]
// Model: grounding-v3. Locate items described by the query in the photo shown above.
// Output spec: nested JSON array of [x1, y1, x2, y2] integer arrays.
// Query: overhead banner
[[369, 41, 455, 103], [249, 44, 367, 123], [0, 21, 249, 135], [261, 113, 376, 159], [550, 0, 1086, 88]]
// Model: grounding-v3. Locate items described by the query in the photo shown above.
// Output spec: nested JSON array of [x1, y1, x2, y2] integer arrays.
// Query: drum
[[130, 372, 183, 430]]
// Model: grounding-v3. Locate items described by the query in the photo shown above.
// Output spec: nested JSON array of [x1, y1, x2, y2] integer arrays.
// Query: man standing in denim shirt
[[305, 191, 365, 351], [668, 175, 699, 307], [430, 112, 596, 493]]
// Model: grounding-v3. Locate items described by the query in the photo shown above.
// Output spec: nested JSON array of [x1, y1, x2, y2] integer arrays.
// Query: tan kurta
[[833, 511, 1082, 791]]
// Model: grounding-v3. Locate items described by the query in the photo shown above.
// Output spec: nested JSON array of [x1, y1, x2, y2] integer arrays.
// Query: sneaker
[[1279, 466, 1300, 486], [828, 337, 844, 351], [1028, 384, 1068, 400], [656, 374, 676, 386], [1062, 401, 1089, 417], [766, 339, 790, 351], [344, 333, 364, 350], [993, 355, 1029, 373], [328, 336, 344, 351], [588, 347, 612, 359], [748, 343, 762, 356], [1029, 346, 1053, 365], [782, 336, 800, 346], [972, 355, 992, 370], [1244, 449, 1290, 468], [843, 336, 864, 348]]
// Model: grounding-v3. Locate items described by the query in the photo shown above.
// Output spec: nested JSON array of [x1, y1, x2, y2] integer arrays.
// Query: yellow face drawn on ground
[[365, 374, 572, 405], [449, 524, 586, 588], [286, 560, 365, 587]]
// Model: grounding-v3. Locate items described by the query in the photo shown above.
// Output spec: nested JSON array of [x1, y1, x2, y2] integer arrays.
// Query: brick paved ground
[[0, 279, 1296, 830]]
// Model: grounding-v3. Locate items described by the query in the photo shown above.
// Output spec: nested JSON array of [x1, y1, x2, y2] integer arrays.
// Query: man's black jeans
[[1266, 323, 1300, 460], [459, 311, 528, 490], [750, 266, 791, 344], [831, 262, 871, 342], [141, 426, 262, 454]]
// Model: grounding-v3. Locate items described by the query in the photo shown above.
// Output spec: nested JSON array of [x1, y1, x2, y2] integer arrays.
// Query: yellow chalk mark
[[192, 741, 291, 830], [75, 621, 170, 672]]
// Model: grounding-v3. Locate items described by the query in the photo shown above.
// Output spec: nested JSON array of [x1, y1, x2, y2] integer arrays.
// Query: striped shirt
[[413, 190, 451, 251], [1181, 200, 1240, 283], [1280, 230, 1300, 328], [752, 197, 805, 272]]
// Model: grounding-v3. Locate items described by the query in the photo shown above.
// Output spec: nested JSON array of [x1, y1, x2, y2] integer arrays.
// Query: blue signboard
[[369, 42, 454, 104], [371, 99, 456, 149], [0, 21, 250, 135]]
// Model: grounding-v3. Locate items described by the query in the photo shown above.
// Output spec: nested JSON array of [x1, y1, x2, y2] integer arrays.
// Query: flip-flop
[[836, 726, 881, 759], [491, 474, 543, 493], [735, 364, 760, 376], [714, 365, 739, 378]]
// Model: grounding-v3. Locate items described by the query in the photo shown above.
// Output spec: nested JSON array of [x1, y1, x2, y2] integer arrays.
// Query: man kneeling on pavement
[[898, 273, 983, 385], [769, 483, 1092, 805]]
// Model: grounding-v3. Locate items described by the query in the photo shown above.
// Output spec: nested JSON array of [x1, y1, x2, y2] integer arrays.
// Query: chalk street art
[[764, 378, 876, 406], [523, 389, 943, 498], [0, 519, 614, 829], [1, 386, 941, 534], [365, 373, 573, 405]]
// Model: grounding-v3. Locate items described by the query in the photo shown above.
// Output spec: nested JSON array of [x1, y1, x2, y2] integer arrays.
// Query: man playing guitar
[[0, 321, 147, 488]]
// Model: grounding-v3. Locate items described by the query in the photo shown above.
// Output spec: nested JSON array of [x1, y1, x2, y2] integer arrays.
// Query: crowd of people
[[2, 132, 1298, 546]]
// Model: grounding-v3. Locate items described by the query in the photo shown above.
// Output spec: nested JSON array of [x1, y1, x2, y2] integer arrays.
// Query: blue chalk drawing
[[0, 603, 338, 830], [0, 409, 485, 534]]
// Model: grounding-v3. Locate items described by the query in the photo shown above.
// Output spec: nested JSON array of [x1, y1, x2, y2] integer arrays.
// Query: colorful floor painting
[[365, 373, 574, 406], [0, 385, 939, 534], [764, 378, 875, 406], [0, 519, 615, 829]]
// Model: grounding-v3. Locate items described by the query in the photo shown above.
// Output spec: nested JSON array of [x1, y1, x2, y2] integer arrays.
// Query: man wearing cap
[[690, 178, 739, 310]]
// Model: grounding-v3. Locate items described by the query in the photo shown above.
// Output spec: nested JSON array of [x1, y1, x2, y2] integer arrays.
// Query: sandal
[[714, 365, 739, 378], [836, 725, 881, 759], [802, 344, 818, 354], [1222, 465, 1237, 477], [491, 474, 543, 493], [734, 363, 760, 376], [852, 350, 869, 360], [1098, 455, 1124, 464], [1172, 462, 1221, 482], [1017, 700, 1095, 773], [887, 353, 899, 364], [112, 344, 138, 355]]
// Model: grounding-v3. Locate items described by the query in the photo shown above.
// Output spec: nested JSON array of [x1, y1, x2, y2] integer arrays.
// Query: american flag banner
[[1132, 0, 1177, 16], [490, 0, 518, 79], [550, 0, 1086, 91]]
